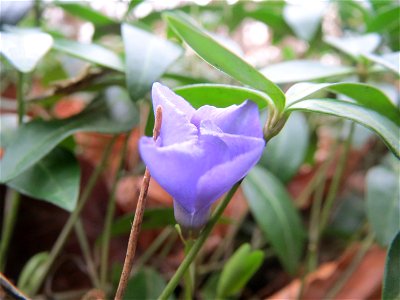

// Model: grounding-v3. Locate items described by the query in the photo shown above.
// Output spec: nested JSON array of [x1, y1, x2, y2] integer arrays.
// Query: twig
[[115, 106, 162, 300]]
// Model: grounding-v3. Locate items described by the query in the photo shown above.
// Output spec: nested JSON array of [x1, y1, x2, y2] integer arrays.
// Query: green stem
[[100, 134, 130, 290], [0, 190, 21, 271], [17, 72, 25, 125], [29, 136, 117, 296], [75, 219, 100, 288], [158, 181, 241, 300], [320, 123, 355, 232], [183, 240, 195, 300]]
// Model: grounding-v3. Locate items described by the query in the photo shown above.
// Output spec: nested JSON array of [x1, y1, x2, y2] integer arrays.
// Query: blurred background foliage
[[0, 0, 399, 299]]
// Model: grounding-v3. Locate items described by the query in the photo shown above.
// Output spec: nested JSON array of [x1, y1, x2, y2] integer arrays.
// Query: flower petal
[[152, 82, 197, 146], [139, 134, 230, 212], [191, 100, 263, 138], [195, 131, 265, 210]]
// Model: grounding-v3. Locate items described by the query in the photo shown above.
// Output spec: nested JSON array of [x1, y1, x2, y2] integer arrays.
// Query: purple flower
[[139, 83, 265, 229]]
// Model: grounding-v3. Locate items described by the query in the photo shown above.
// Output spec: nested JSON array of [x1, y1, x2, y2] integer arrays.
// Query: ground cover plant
[[0, 0, 399, 299]]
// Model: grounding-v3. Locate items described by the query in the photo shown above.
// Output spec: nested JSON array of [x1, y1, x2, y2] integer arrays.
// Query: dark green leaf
[[56, 2, 117, 26], [174, 83, 273, 108], [260, 60, 354, 84], [217, 244, 264, 298], [324, 33, 381, 59], [285, 82, 400, 125], [382, 231, 400, 300], [8, 147, 80, 211], [366, 166, 400, 246], [0, 89, 138, 182], [363, 52, 400, 75], [367, 5, 400, 33], [163, 11, 285, 110], [0, 29, 53, 73], [122, 23, 182, 101], [260, 112, 309, 182], [286, 98, 400, 158], [124, 268, 174, 300], [52, 38, 124, 72], [243, 166, 305, 274]]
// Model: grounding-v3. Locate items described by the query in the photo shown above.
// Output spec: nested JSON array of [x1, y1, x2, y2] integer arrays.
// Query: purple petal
[[191, 100, 263, 138], [139, 134, 230, 211], [173, 200, 211, 230], [152, 82, 197, 146]]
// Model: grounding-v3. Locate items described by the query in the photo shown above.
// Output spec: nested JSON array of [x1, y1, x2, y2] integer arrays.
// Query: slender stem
[[158, 181, 241, 300], [325, 233, 375, 299], [29, 136, 118, 296], [115, 106, 163, 300], [100, 133, 130, 289], [319, 123, 355, 232], [183, 240, 195, 300], [75, 219, 101, 288], [17, 71, 25, 125], [0, 190, 21, 271]]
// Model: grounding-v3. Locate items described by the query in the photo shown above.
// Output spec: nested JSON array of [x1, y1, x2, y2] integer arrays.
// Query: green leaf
[[0, 88, 138, 182], [174, 83, 273, 108], [286, 98, 400, 158], [260, 112, 309, 182], [56, 2, 117, 26], [243, 166, 305, 274], [52, 38, 124, 72], [285, 82, 400, 125], [122, 23, 183, 101], [217, 244, 264, 298], [7, 147, 80, 211], [260, 60, 354, 84], [363, 52, 400, 75], [283, 2, 326, 41], [367, 5, 400, 33], [124, 268, 174, 300], [382, 231, 400, 300], [163, 11, 285, 110], [0, 28, 53, 73], [324, 33, 381, 59], [17, 252, 49, 295], [366, 165, 400, 246]]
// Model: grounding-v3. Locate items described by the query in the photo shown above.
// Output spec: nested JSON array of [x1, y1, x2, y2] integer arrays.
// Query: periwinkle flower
[[139, 83, 265, 230]]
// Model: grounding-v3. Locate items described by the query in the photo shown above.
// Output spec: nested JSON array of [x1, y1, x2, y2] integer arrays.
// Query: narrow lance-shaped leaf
[[56, 2, 117, 26], [382, 231, 400, 300], [286, 98, 400, 158], [243, 166, 305, 274], [122, 23, 183, 101], [52, 38, 125, 72], [285, 82, 400, 125], [163, 11, 285, 111], [0, 88, 138, 182], [8, 147, 80, 212]]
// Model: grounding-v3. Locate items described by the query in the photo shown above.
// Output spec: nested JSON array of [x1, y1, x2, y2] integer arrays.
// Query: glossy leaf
[[0, 29, 53, 73], [283, 2, 326, 41], [382, 231, 400, 300], [243, 166, 305, 274], [52, 38, 124, 72], [287, 98, 400, 158], [8, 147, 80, 211], [260, 60, 354, 84], [122, 23, 182, 101], [364, 52, 400, 75], [56, 2, 117, 26], [17, 252, 49, 295], [285, 82, 400, 125], [0, 90, 138, 182], [324, 33, 381, 59], [217, 244, 264, 298], [366, 165, 400, 246], [174, 83, 273, 108], [163, 11, 285, 110], [124, 268, 174, 300], [260, 112, 309, 182]]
